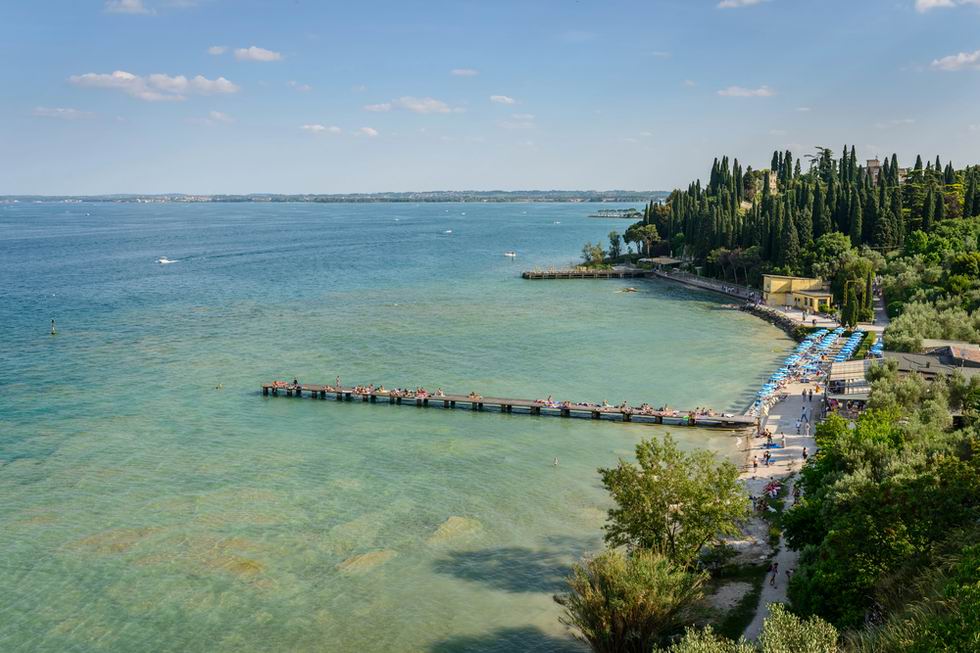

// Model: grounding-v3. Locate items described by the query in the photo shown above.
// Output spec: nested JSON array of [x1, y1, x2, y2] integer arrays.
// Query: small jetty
[[588, 209, 642, 219], [260, 382, 757, 430], [522, 267, 649, 280]]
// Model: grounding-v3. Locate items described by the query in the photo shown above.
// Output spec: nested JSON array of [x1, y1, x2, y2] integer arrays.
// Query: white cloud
[[490, 94, 516, 105], [718, 0, 769, 8], [769, 129, 788, 136], [649, 51, 671, 58], [639, 131, 653, 137], [875, 118, 916, 129], [451, 68, 479, 76], [717, 85, 775, 97], [288, 80, 312, 92], [233, 46, 282, 62], [931, 49, 980, 71], [301, 124, 341, 134], [915, 0, 980, 12], [682, 79, 697, 87], [105, 0, 153, 14], [365, 97, 462, 114], [357, 127, 379, 137], [208, 110, 233, 123], [499, 113, 536, 129], [971, 124, 980, 131], [69, 70, 239, 101], [32, 107, 91, 120], [796, 106, 812, 112], [393, 96, 456, 114], [207, 45, 227, 55]]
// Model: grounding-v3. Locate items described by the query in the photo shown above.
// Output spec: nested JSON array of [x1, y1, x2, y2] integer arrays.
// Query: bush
[[556, 548, 707, 653]]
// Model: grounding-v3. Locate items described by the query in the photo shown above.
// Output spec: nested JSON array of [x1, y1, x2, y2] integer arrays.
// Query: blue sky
[[2, 0, 979, 194]]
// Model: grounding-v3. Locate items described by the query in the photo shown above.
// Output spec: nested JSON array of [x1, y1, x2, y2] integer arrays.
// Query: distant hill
[[0, 190, 668, 204]]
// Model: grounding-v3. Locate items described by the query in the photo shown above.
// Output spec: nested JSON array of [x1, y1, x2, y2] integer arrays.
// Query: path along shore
[[738, 380, 820, 639]]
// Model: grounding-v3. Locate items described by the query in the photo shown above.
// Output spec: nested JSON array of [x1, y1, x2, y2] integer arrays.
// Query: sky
[[1, 0, 979, 194]]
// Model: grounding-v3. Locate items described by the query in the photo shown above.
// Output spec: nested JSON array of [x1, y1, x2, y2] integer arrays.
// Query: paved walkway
[[741, 381, 820, 640]]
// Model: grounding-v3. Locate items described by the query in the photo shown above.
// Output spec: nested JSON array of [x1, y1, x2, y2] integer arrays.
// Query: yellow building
[[762, 274, 833, 312]]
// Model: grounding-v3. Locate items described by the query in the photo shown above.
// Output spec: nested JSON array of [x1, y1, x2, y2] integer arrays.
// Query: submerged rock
[[427, 516, 482, 544], [336, 549, 397, 573]]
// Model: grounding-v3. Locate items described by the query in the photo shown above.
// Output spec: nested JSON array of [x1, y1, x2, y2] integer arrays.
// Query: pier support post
[[450, 400, 455, 408], [396, 397, 402, 405], [592, 411, 600, 420], [416, 398, 422, 407], [471, 402, 478, 411], [370, 395, 376, 403], [561, 408, 570, 418], [478, 403, 484, 411], [263, 387, 269, 396], [344, 392, 351, 401], [286, 388, 293, 397], [443, 400, 450, 408], [656, 416, 663, 424], [423, 398, 429, 407], [336, 393, 342, 401], [623, 413, 632, 422]]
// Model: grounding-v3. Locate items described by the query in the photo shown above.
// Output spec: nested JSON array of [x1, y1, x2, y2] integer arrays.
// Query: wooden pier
[[522, 268, 649, 280], [260, 383, 757, 430]]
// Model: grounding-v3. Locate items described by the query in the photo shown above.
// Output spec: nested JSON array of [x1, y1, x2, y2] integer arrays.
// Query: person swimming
[[553, 457, 560, 467]]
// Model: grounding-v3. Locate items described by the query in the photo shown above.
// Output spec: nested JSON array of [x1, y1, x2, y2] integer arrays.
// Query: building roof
[[794, 289, 834, 298], [828, 359, 872, 382], [763, 274, 821, 280], [920, 339, 980, 351], [640, 257, 683, 265], [883, 351, 980, 379]]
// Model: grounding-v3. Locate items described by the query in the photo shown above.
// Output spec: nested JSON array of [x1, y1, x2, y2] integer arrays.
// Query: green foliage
[[662, 605, 839, 653], [845, 540, 980, 652], [582, 241, 607, 267], [781, 369, 980, 629], [608, 230, 623, 259], [599, 434, 749, 565], [555, 548, 707, 653]]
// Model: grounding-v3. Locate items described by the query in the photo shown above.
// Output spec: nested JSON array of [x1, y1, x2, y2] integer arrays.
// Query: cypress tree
[[890, 153, 900, 185], [965, 171, 977, 218], [844, 285, 858, 327], [781, 202, 800, 271], [865, 269, 874, 313], [914, 154, 923, 172], [945, 162, 955, 185], [813, 183, 830, 238], [923, 188, 935, 232], [890, 188, 904, 246], [849, 192, 863, 246], [935, 189, 946, 223], [935, 155, 942, 172]]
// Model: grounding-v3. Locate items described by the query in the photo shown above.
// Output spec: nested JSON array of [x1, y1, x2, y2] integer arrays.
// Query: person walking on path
[[802, 447, 809, 461], [769, 562, 779, 587]]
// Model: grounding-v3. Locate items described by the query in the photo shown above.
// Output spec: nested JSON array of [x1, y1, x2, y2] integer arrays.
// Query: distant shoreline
[[0, 190, 668, 204]]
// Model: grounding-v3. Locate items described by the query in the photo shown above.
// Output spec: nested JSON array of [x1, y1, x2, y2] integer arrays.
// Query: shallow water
[[0, 202, 791, 652]]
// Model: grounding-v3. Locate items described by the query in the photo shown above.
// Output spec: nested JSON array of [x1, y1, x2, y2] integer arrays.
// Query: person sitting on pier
[[292, 378, 299, 388], [435, 387, 444, 397], [468, 391, 482, 400], [601, 400, 610, 408]]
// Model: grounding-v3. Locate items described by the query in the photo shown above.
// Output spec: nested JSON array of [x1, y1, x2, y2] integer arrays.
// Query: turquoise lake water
[[0, 202, 791, 652]]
